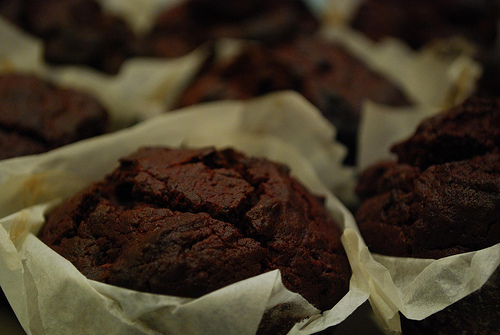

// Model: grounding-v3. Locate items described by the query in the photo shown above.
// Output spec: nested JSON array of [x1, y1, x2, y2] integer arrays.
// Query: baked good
[[0, 0, 135, 74], [391, 96, 499, 168], [350, 0, 500, 103], [355, 96, 500, 334], [176, 36, 411, 165], [0, 73, 109, 160], [356, 152, 499, 258], [134, 0, 319, 58], [38, 146, 351, 312], [350, 0, 499, 51]]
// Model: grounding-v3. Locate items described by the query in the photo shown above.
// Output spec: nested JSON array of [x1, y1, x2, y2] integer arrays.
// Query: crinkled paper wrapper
[[0, 1, 491, 334], [0, 92, 370, 335], [342, 228, 500, 333]]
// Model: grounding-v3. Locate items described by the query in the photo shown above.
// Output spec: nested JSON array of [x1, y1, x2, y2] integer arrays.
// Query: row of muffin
[[0, 0, 498, 334], [0, 84, 497, 334], [0, 53, 498, 335], [1, 0, 498, 87], [0, 0, 494, 166]]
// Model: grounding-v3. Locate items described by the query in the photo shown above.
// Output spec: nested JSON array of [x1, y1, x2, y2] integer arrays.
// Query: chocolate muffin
[[350, 0, 499, 51], [38, 146, 351, 312], [355, 96, 500, 334], [0, 73, 109, 160], [134, 0, 319, 58], [176, 36, 411, 165], [0, 0, 135, 74], [349, 0, 500, 99]]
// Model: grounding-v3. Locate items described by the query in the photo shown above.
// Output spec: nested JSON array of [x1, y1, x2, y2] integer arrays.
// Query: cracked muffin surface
[[39, 146, 351, 311]]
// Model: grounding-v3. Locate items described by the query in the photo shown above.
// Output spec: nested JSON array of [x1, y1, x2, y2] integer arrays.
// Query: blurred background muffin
[[0, 72, 109, 160], [133, 0, 319, 58], [175, 35, 412, 166], [350, 0, 499, 51], [0, 0, 135, 74], [0, 0, 320, 73], [349, 0, 500, 96]]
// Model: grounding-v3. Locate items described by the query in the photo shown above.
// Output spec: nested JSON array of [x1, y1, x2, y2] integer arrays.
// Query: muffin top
[[39, 146, 351, 310], [392, 97, 500, 168], [355, 96, 500, 258], [0, 73, 108, 160]]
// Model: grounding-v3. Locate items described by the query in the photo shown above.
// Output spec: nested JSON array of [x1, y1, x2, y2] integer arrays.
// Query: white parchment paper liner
[[343, 227, 500, 333], [0, 92, 369, 335]]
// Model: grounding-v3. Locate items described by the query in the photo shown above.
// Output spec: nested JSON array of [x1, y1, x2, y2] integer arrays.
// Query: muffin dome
[[39, 146, 351, 311]]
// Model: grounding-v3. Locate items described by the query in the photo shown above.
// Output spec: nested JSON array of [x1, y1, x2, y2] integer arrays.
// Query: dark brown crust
[[355, 97, 500, 258], [355, 161, 419, 202], [391, 97, 500, 169], [350, 0, 499, 50], [134, 0, 319, 58], [0, 73, 108, 160], [356, 153, 500, 258], [39, 147, 351, 310]]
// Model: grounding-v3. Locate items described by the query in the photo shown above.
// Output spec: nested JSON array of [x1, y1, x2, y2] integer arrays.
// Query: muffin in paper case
[[350, 97, 500, 333], [0, 92, 371, 335], [324, 0, 498, 98]]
